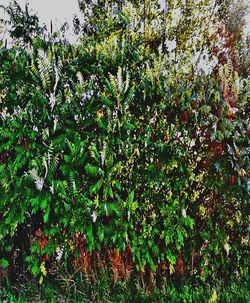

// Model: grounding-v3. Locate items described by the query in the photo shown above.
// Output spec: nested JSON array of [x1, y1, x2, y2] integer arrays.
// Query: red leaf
[[231, 175, 235, 186], [35, 229, 41, 237], [175, 252, 184, 276], [219, 142, 223, 155], [24, 139, 29, 151], [228, 110, 233, 121], [164, 132, 169, 142], [204, 158, 209, 168], [156, 159, 161, 170], [184, 111, 188, 122]]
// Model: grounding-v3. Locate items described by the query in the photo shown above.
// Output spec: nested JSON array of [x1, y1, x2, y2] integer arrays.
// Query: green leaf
[[31, 263, 40, 277], [85, 163, 99, 177], [39, 275, 44, 285], [0, 259, 9, 268], [177, 228, 184, 244], [107, 203, 121, 216], [146, 252, 156, 272], [41, 199, 47, 209], [43, 205, 50, 223], [166, 249, 177, 265], [113, 180, 121, 191], [184, 217, 195, 230], [101, 94, 113, 107], [90, 179, 103, 195], [86, 225, 94, 251], [98, 227, 104, 242]]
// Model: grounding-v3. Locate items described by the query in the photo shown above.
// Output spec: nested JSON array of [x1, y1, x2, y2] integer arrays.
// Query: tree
[[0, 0, 46, 45]]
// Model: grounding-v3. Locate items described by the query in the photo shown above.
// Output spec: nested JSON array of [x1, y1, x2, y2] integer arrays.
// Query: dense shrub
[[0, 0, 249, 285]]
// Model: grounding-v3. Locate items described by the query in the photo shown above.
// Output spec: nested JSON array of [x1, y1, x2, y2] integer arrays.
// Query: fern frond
[[0, 128, 12, 139], [117, 66, 123, 93], [38, 56, 52, 91], [108, 73, 118, 97]]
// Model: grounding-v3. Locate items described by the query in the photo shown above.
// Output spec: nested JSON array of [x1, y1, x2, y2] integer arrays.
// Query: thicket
[[0, 0, 249, 290]]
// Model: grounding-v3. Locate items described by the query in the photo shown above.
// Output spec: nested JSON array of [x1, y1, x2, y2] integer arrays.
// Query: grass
[[0, 273, 249, 303]]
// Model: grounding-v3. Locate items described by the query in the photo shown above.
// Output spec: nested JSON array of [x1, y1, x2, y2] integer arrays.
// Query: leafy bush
[[0, 0, 249, 286]]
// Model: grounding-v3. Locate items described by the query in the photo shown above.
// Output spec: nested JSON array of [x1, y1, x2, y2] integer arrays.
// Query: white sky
[[245, 14, 250, 34], [0, 0, 81, 43], [1, 0, 80, 27]]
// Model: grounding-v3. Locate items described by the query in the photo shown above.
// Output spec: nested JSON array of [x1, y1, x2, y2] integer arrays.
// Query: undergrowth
[[0, 273, 249, 303]]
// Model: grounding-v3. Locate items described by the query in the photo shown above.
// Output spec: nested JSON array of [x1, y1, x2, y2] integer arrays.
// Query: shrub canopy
[[0, 0, 249, 283]]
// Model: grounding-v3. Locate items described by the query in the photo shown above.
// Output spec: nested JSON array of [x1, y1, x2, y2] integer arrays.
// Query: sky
[[1, 0, 80, 27], [245, 14, 250, 34], [0, 0, 81, 42]]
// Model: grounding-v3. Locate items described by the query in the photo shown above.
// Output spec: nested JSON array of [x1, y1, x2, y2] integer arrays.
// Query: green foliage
[[0, 0, 249, 286], [0, 258, 9, 268]]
